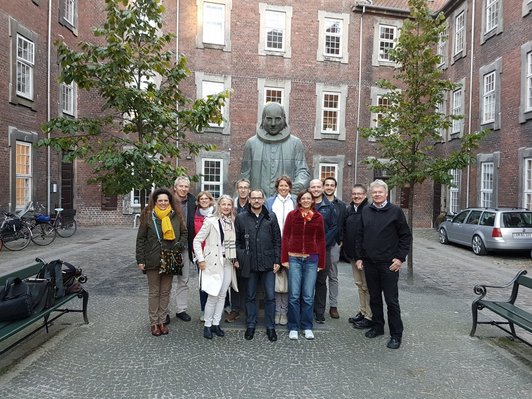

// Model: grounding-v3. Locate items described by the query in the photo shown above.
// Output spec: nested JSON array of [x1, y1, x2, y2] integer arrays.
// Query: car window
[[479, 212, 495, 226], [452, 210, 469, 224], [465, 210, 482, 225], [502, 212, 532, 228]]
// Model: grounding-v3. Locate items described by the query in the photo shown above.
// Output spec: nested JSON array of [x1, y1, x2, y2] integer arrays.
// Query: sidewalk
[[0, 227, 531, 398]]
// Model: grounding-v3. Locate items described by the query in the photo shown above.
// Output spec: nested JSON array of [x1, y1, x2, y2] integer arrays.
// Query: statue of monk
[[240, 103, 310, 197]]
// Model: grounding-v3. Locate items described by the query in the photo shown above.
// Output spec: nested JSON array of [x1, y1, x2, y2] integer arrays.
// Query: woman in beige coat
[[193, 195, 238, 339]]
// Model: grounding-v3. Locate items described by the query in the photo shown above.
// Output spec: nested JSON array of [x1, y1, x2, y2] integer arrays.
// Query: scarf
[[220, 216, 237, 260], [154, 206, 176, 241], [300, 209, 314, 223]]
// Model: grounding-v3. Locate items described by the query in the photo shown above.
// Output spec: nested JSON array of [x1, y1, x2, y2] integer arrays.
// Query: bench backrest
[[0, 262, 44, 287], [517, 274, 532, 290]]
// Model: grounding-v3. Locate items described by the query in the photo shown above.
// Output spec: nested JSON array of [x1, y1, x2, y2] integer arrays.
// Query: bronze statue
[[240, 103, 310, 196]]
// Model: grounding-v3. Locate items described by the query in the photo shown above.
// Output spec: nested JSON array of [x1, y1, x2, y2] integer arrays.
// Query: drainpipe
[[175, 0, 180, 169], [354, 2, 368, 183], [47, 0, 52, 214], [465, 0, 476, 208]]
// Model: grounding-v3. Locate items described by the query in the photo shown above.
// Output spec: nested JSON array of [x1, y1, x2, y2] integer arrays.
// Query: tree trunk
[[407, 182, 415, 283]]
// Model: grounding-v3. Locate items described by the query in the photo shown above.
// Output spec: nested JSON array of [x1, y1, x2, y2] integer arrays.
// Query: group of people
[[135, 175, 411, 349]]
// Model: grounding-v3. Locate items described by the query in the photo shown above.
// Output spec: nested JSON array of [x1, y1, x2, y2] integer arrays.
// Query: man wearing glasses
[[343, 184, 372, 329]]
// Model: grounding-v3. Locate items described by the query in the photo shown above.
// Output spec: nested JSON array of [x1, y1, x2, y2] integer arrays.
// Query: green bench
[[0, 260, 89, 356], [470, 270, 532, 347]]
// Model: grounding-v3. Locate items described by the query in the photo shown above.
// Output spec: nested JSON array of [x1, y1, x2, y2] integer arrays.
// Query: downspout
[[47, 0, 52, 214], [354, 4, 367, 183], [465, 0, 476, 208], [175, 0, 180, 169]]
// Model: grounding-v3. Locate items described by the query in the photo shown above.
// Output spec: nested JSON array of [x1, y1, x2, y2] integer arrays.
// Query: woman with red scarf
[[281, 189, 326, 340]]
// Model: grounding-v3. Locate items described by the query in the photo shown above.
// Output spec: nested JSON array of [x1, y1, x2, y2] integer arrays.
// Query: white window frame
[[451, 88, 463, 134], [313, 154, 345, 200], [60, 81, 77, 116], [317, 11, 350, 64], [315, 83, 347, 140], [479, 58, 502, 130], [378, 24, 397, 62], [59, 0, 78, 33], [202, 80, 225, 127], [520, 43, 532, 122], [256, 78, 291, 127], [16, 34, 34, 100], [64, 0, 76, 26], [201, 158, 223, 198], [321, 92, 340, 134], [449, 169, 461, 214], [528, 52, 532, 112], [258, 3, 292, 58], [372, 18, 401, 67], [454, 11, 465, 56], [482, 72, 495, 124], [480, 162, 494, 208], [195, 72, 231, 134], [203, 2, 225, 45], [196, 0, 232, 51], [436, 99, 447, 140], [482, 0, 503, 42], [319, 163, 338, 182], [437, 24, 448, 69], [525, 158, 532, 210], [130, 188, 152, 209], [16, 141, 32, 210]]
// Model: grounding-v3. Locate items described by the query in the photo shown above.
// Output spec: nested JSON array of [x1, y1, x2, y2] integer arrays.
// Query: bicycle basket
[[36, 214, 51, 223]]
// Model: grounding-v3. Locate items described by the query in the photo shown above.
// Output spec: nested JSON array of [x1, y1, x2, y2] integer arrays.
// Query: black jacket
[[330, 196, 347, 245], [180, 193, 196, 261], [343, 198, 368, 261], [355, 202, 412, 263], [235, 205, 281, 278]]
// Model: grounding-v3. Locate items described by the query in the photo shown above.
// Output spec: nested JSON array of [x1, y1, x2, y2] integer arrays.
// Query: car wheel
[[472, 235, 487, 256], [439, 228, 449, 244]]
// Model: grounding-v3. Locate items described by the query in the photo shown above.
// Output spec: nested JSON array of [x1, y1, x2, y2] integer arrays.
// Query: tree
[[41, 0, 227, 207], [361, 0, 488, 280]]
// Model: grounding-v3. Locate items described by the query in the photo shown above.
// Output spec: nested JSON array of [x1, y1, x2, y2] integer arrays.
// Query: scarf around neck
[[154, 206, 176, 241]]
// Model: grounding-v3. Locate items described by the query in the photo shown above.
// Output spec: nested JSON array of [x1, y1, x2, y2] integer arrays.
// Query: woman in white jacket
[[193, 195, 238, 339]]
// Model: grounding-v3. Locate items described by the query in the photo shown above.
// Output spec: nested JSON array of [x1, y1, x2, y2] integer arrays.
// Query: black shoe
[[266, 328, 277, 342], [203, 326, 213, 340], [211, 325, 225, 337], [353, 318, 374, 329], [164, 314, 171, 325], [244, 328, 255, 340], [387, 336, 401, 349], [348, 312, 364, 324], [176, 311, 191, 322], [315, 313, 325, 324], [365, 328, 384, 338]]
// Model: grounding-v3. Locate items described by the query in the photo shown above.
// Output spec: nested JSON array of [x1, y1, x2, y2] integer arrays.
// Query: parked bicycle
[[25, 212, 57, 246], [51, 208, 78, 238], [27, 206, 78, 244], [0, 203, 33, 251]]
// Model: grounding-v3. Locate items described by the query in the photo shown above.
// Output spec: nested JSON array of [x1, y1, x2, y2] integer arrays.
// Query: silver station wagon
[[438, 208, 532, 257]]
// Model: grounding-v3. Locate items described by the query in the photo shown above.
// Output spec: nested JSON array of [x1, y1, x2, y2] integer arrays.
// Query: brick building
[[1, 0, 530, 228]]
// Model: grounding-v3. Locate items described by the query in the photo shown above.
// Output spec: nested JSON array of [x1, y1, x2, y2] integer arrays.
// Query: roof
[[355, 0, 448, 13]]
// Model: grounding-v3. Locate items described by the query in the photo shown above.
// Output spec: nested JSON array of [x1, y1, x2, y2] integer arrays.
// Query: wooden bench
[[470, 270, 532, 347], [0, 260, 89, 356]]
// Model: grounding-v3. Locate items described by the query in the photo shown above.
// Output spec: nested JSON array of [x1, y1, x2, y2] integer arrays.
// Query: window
[[454, 11, 465, 56], [369, 87, 393, 140], [257, 78, 291, 125], [524, 0, 532, 17], [465, 210, 482, 225], [479, 211, 496, 226], [520, 43, 532, 122], [436, 99, 447, 140], [372, 19, 401, 67], [482, 72, 495, 124], [480, 162, 494, 207], [59, 0, 77, 32], [524, 157, 532, 209], [321, 92, 340, 134], [201, 159, 223, 198], [451, 88, 463, 134], [317, 11, 350, 63], [203, 2, 224, 45], [259, 4, 292, 58], [437, 25, 448, 68], [376, 95, 390, 128], [449, 169, 460, 214], [312, 154, 345, 200], [453, 210, 469, 224], [16, 34, 34, 100], [61, 82, 77, 116], [195, 72, 231, 134], [315, 83, 347, 140], [196, 0, 231, 51], [16, 142, 32, 210], [131, 189, 151, 209], [319, 163, 338, 181], [479, 58, 501, 130], [481, 0, 503, 42]]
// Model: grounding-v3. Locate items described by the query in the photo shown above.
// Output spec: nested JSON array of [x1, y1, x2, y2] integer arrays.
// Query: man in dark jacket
[[355, 180, 412, 350], [343, 184, 372, 328], [235, 189, 282, 342]]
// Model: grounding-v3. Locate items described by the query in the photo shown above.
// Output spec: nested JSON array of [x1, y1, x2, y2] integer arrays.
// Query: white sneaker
[[279, 314, 288, 326], [304, 329, 315, 340], [289, 330, 298, 340]]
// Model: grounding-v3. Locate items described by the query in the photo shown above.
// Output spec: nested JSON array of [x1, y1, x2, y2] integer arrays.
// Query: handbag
[[152, 213, 184, 276], [275, 267, 288, 293]]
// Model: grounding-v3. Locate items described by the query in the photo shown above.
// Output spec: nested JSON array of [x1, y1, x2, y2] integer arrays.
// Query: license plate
[[512, 232, 532, 238]]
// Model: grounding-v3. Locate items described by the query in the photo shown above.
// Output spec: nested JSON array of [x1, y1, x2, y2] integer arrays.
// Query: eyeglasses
[[250, 197, 264, 201]]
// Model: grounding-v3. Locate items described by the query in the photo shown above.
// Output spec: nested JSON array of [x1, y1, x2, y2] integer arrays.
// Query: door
[[61, 160, 74, 210]]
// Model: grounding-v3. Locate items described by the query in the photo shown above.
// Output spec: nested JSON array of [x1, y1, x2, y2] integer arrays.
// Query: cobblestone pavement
[[0, 227, 531, 398]]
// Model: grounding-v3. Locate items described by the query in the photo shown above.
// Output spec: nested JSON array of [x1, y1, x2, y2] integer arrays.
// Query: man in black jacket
[[343, 184, 372, 329], [235, 189, 282, 342], [355, 180, 411, 349]]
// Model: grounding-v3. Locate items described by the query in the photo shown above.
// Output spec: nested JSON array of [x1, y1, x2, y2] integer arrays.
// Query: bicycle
[[51, 208, 77, 238], [0, 211, 32, 251], [25, 213, 57, 246]]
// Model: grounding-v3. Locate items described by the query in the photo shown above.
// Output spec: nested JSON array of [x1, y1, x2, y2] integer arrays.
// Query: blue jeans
[[246, 271, 275, 329], [287, 256, 318, 331]]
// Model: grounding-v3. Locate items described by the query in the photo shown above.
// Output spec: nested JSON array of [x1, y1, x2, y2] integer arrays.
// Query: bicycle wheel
[[30, 222, 56, 246], [56, 218, 77, 238], [3, 224, 32, 251]]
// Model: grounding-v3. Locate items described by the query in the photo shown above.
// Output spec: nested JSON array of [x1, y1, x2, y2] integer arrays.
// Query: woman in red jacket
[[281, 190, 326, 340]]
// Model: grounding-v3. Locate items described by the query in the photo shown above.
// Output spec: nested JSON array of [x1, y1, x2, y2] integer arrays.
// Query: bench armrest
[[473, 270, 528, 303]]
